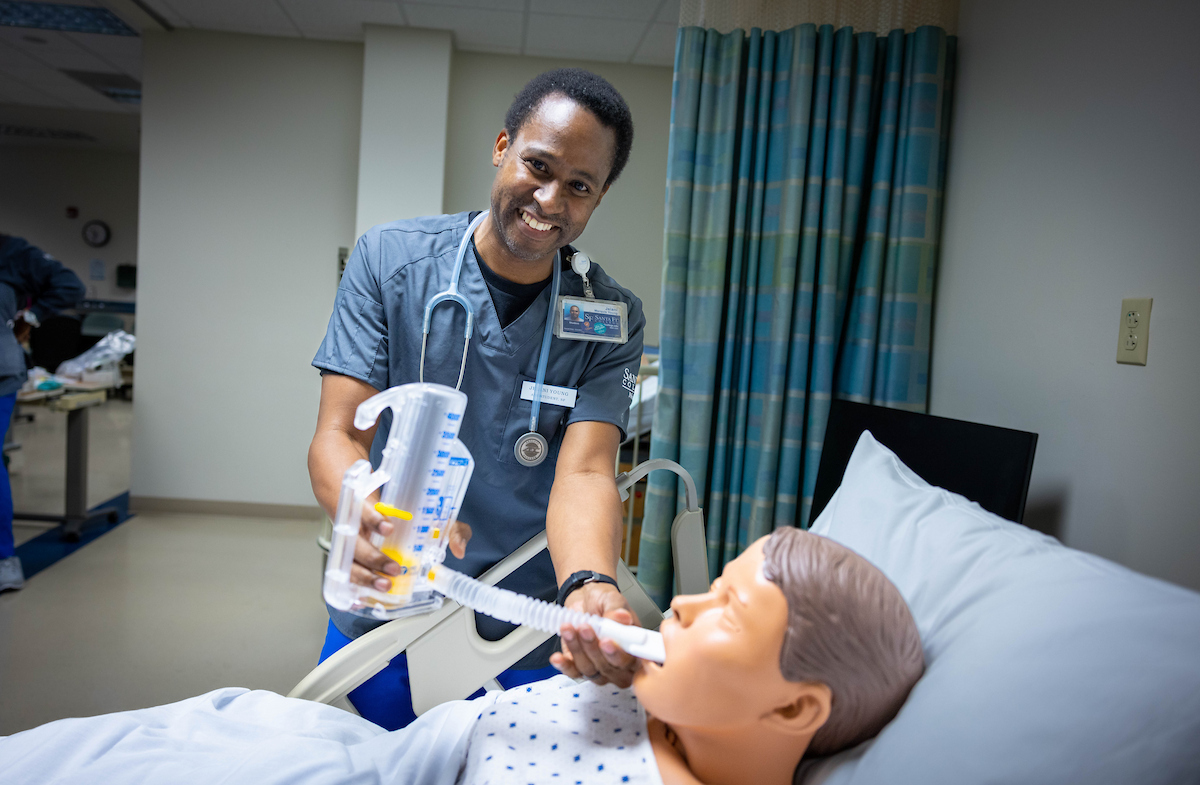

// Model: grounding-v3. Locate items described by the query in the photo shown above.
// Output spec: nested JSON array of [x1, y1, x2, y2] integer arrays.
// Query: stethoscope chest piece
[[514, 431, 549, 467]]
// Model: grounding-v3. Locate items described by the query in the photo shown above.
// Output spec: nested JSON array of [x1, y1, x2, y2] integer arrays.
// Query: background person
[[0, 234, 86, 592]]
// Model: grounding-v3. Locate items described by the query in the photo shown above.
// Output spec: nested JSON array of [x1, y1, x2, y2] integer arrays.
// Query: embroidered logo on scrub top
[[622, 368, 637, 400]]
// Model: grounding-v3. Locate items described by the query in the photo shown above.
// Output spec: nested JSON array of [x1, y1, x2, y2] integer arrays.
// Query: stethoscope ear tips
[[570, 251, 592, 278]]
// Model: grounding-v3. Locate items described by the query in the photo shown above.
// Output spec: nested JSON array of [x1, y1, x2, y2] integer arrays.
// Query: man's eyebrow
[[523, 145, 600, 187]]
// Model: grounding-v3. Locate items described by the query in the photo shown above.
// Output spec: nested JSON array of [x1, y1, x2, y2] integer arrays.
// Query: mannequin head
[[634, 528, 923, 771]]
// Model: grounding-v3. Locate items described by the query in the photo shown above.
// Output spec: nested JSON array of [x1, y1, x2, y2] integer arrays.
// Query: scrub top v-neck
[[314, 212, 645, 644]]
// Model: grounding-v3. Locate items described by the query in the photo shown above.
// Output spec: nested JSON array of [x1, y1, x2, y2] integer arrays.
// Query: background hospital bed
[[291, 459, 708, 716]]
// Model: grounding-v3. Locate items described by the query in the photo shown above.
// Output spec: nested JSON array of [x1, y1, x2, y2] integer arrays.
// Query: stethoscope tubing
[[421, 209, 561, 438]]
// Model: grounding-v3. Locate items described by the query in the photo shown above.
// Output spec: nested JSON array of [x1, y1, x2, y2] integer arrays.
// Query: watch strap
[[556, 570, 618, 606]]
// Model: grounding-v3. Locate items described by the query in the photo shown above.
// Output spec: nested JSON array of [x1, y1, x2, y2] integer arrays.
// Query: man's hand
[[349, 505, 472, 590], [550, 582, 641, 688], [12, 317, 32, 344], [311, 373, 472, 590]]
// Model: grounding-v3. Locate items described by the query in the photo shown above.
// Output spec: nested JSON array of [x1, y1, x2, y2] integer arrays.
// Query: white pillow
[[797, 432, 1200, 785]]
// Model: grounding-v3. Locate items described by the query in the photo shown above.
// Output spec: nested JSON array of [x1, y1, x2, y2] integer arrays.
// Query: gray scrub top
[[314, 212, 645, 646]]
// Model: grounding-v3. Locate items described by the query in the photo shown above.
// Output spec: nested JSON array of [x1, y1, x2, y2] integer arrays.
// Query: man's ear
[[765, 682, 831, 737], [492, 130, 510, 166]]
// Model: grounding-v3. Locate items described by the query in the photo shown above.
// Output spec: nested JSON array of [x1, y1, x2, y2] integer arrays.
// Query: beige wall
[[133, 30, 361, 505], [933, 0, 1200, 590], [444, 52, 673, 346], [0, 146, 139, 305]]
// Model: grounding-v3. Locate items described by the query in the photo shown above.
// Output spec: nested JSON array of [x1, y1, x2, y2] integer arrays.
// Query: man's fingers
[[351, 562, 394, 592], [448, 520, 471, 560], [549, 651, 582, 679], [351, 531, 399, 588], [361, 503, 393, 537]]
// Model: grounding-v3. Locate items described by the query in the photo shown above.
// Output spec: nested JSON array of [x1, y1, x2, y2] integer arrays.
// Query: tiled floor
[[0, 399, 330, 736]]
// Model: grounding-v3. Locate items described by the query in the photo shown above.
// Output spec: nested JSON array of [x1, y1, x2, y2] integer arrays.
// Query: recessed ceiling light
[[0, 1, 138, 36]]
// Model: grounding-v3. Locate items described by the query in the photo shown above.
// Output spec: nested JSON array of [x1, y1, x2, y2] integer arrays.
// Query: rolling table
[[13, 388, 121, 542]]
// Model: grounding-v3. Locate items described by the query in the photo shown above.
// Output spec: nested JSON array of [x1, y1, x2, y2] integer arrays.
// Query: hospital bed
[[5, 421, 1198, 784], [290, 458, 708, 716]]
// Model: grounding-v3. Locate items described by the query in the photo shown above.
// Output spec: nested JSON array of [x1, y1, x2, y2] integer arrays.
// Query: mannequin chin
[[633, 530, 924, 785]]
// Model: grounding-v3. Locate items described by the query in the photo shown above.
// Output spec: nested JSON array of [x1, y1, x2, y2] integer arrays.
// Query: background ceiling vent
[[0, 1, 138, 36], [0, 123, 97, 142], [61, 69, 141, 104]]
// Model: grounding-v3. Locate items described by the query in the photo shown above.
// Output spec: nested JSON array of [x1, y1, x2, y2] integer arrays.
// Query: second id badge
[[554, 296, 629, 344]]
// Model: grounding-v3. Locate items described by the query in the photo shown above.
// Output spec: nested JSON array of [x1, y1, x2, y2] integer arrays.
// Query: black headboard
[[810, 400, 1038, 525]]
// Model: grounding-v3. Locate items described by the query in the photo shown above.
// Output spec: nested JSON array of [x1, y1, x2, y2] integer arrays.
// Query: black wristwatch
[[556, 570, 618, 606]]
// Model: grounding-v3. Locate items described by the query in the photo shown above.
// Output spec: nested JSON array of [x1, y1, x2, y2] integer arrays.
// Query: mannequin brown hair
[[762, 527, 925, 756]]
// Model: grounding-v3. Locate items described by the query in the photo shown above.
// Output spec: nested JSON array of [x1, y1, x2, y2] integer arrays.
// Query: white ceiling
[[0, 0, 680, 116]]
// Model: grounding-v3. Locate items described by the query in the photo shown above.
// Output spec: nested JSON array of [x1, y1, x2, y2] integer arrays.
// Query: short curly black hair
[[504, 68, 634, 187]]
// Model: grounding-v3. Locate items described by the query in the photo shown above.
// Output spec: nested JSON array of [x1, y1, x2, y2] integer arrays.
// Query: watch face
[[82, 220, 110, 248]]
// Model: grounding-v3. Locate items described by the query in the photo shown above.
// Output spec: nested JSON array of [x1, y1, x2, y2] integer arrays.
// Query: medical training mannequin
[[0, 528, 923, 785], [628, 527, 925, 785]]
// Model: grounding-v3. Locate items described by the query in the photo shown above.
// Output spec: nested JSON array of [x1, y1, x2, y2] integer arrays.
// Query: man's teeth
[[522, 211, 553, 232]]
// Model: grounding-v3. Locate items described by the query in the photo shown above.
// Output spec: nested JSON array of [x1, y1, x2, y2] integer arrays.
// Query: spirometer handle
[[353, 387, 413, 431]]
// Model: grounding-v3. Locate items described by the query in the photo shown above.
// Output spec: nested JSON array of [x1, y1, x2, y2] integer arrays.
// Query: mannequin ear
[[492, 130, 510, 166], [765, 682, 832, 737]]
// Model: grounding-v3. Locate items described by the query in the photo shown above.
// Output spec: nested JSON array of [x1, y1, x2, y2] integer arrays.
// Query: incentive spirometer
[[322, 382, 665, 664]]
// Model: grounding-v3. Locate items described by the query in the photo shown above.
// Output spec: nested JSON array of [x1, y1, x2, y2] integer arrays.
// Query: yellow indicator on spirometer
[[379, 546, 418, 596], [375, 502, 413, 520], [432, 528, 440, 539]]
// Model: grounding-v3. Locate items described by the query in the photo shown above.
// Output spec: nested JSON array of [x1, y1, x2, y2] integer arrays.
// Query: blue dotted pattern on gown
[[459, 675, 660, 785]]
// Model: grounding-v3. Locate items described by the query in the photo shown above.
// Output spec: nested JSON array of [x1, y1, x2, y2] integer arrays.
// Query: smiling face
[[485, 93, 615, 267], [633, 537, 798, 729]]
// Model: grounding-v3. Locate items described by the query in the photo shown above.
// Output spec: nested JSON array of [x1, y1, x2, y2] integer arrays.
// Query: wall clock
[[82, 219, 111, 248]]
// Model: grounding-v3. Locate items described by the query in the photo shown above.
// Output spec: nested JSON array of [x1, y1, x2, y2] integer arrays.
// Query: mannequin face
[[633, 537, 799, 728]]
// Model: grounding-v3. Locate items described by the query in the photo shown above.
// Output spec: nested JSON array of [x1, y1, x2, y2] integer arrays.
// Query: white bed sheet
[[0, 687, 483, 785]]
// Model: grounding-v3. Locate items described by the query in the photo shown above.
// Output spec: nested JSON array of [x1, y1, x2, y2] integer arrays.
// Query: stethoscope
[[421, 209, 586, 468]]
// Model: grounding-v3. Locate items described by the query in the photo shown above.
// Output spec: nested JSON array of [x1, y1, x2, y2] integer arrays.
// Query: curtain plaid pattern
[[638, 23, 956, 607]]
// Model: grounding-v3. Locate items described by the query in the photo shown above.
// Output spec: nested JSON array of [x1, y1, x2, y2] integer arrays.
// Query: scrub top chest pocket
[[498, 374, 572, 466]]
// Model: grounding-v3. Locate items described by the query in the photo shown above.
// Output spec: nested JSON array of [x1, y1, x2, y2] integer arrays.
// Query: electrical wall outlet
[[1116, 297, 1152, 366]]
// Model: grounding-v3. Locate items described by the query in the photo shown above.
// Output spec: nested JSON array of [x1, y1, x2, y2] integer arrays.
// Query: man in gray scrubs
[[309, 69, 644, 728]]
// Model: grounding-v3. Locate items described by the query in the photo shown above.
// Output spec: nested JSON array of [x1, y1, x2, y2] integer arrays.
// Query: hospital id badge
[[554, 296, 628, 344]]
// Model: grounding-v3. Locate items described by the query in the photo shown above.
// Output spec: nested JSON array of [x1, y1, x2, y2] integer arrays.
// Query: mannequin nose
[[670, 591, 717, 626]]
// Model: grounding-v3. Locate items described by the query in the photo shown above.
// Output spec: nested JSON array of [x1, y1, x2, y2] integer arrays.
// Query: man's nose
[[534, 181, 566, 215]]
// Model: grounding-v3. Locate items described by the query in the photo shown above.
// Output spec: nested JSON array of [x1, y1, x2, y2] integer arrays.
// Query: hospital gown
[[0, 675, 663, 785]]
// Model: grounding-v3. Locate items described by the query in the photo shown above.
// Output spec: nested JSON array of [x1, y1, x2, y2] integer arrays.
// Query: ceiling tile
[[67, 32, 143, 78], [408, 0, 523, 11], [279, 0, 404, 41], [0, 78, 68, 109], [632, 21, 675, 66], [0, 28, 117, 72], [138, 0, 193, 28], [524, 14, 645, 62], [403, 3, 523, 51], [655, 0, 680, 24], [150, 0, 300, 37], [529, 0, 655, 21]]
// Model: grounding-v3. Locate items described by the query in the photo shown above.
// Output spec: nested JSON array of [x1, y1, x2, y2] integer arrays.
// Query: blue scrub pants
[[0, 393, 16, 560], [318, 618, 559, 730]]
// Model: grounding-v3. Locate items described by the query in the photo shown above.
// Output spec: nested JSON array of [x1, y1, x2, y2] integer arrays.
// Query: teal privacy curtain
[[638, 23, 956, 607]]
